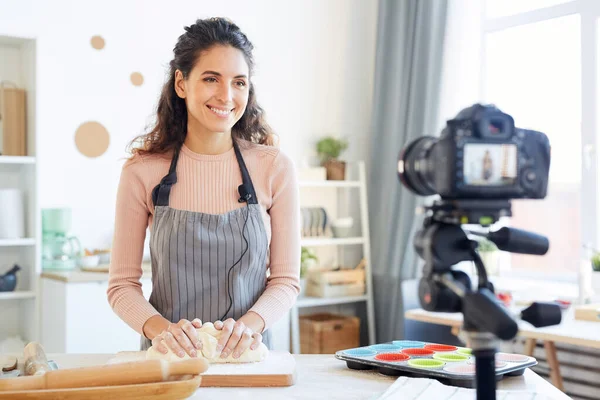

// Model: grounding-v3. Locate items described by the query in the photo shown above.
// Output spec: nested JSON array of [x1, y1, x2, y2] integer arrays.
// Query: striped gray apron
[[141, 141, 272, 350]]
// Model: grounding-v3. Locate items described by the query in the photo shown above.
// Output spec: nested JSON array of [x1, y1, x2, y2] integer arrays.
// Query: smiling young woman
[[107, 17, 300, 361]]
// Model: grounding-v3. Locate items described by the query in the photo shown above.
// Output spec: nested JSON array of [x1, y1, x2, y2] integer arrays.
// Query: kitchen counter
[[41, 263, 152, 283], [23, 353, 570, 399]]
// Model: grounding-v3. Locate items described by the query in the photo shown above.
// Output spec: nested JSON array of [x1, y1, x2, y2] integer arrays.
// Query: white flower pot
[[299, 278, 307, 296], [592, 271, 600, 293]]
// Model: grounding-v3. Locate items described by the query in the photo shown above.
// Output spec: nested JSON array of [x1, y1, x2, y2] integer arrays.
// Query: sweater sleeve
[[249, 150, 301, 329], [107, 157, 160, 335]]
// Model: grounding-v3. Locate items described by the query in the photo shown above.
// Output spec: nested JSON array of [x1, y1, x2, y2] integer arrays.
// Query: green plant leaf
[[316, 137, 348, 163]]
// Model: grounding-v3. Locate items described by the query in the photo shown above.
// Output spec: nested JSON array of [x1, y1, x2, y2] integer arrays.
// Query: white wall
[[0, 0, 378, 249]]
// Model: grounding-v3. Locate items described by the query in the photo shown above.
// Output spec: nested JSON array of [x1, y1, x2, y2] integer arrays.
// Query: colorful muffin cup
[[444, 364, 476, 374], [342, 348, 377, 357], [468, 359, 510, 368], [433, 353, 470, 362], [401, 348, 435, 357], [408, 359, 445, 369], [495, 353, 529, 363], [375, 353, 411, 362], [369, 344, 403, 352], [456, 348, 472, 356], [392, 340, 425, 348], [424, 344, 458, 352]]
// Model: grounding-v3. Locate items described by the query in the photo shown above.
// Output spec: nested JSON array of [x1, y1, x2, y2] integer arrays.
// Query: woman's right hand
[[151, 318, 203, 358]]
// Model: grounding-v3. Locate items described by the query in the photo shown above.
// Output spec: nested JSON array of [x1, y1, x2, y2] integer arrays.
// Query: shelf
[[0, 156, 36, 164], [296, 294, 368, 308], [0, 238, 36, 246], [300, 237, 365, 246], [298, 180, 360, 188], [0, 291, 36, 300]]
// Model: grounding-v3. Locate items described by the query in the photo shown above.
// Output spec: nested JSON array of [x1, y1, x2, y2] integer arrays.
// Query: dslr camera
[[398, 104, 550, 201]]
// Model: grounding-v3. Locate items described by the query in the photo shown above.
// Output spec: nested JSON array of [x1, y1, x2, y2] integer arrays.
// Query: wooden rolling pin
[[23, 342, 52, 376], [0, 358, 209, 391]]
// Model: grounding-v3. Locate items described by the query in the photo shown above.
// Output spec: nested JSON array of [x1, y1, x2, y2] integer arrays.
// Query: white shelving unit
[[0, 238, 36, 246], [0, 34, 40, 345], [290, 161, 376, 354], [300, 237, 365, 246]]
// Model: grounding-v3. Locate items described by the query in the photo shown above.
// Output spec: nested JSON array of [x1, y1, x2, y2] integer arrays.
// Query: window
[[482, 0, 599, 278], [486, 0, 573, 18]]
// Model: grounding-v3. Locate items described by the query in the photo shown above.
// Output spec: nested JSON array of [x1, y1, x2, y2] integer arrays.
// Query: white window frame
[[480, 0, 599, 281]]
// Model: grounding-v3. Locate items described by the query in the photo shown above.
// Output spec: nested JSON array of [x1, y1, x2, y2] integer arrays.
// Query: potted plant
[[592, 253, 600, 272], [316, 136, 348, 180], [477, 238, 499, 276], [300, 247, 318, 294], [591, 252, 600, 294]]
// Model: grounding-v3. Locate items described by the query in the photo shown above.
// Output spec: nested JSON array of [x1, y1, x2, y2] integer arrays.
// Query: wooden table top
[[27, 353, 570, 399], [405, 308, 600, 349]]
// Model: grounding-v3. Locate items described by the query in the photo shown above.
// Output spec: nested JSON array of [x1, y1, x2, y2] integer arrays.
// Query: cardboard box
[[0, 87, 27, 156]]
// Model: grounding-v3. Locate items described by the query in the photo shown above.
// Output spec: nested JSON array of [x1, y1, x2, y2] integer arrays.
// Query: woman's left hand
[[214, 318, 263, 359]]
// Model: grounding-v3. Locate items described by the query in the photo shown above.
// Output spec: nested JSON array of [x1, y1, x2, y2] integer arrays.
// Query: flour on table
[[146, 322, 268, 363]]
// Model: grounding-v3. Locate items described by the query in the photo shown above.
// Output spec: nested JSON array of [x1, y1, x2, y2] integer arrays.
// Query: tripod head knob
[[418, 271, 471, 313]]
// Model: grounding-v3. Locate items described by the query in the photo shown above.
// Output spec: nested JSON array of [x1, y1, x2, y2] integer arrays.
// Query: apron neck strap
[[151, 146, 180, 207], [152, 140, 258, 207]]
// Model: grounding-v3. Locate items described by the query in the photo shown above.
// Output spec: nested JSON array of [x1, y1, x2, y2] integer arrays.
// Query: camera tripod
[[414, 199, 561, 400]]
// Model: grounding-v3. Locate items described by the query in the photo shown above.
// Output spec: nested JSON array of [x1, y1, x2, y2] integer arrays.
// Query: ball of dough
[[147, 322, 268, 363]]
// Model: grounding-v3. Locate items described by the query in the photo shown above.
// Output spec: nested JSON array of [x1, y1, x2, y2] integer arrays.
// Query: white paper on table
[[376, 376, 551, 400]]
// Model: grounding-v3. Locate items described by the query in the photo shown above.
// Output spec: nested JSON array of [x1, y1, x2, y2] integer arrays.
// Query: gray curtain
[[367, 0, 449, 343]]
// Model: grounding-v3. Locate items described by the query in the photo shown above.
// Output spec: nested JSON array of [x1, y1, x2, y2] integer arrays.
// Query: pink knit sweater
[[107, 140, 300, 335]]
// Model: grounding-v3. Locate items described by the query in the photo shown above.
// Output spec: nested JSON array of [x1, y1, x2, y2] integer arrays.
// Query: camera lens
[[397, 136, 437, 196]]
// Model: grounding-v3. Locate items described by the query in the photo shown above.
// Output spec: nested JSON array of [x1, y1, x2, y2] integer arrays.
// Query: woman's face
[[175, 45, 250, 135]]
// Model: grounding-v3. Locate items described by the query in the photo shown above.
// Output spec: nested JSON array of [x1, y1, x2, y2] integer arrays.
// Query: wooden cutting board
[[108, 351, 296, 387]]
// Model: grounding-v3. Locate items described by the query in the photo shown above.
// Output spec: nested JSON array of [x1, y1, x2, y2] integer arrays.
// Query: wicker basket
[[300, 313, 360, 354]]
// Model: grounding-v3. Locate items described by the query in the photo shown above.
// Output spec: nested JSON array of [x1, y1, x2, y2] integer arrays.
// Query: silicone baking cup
[[401, 348, 435, 357], [369, 344, 403, 352], [444, 364, 476, 374], [392, 340, 425, 348], [467, 359, 509, 369], [408, 359, 445, 369], [342, 348, 377, 357], [495, 353, 529, 363], [375, 353, 411, 362], [424, 344, 458, 352], [456, 348, 472, 356], [433, 353, 470, 363]]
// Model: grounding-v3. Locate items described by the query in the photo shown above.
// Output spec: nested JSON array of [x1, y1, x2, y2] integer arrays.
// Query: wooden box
[[305, 268, 365, 298], [0, 87, 27, 156], [300, 313, 360, 354], [574, 303, 600, 322]]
